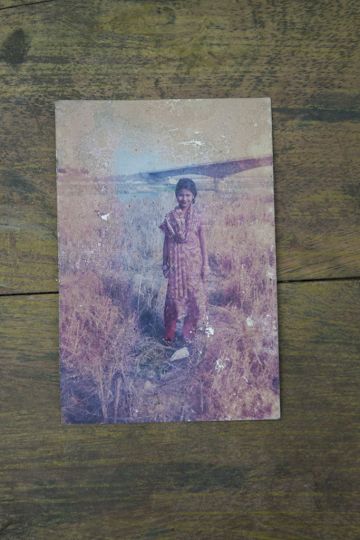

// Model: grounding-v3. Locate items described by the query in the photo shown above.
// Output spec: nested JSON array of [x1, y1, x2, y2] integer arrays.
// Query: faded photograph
[[56, 99, 280, 424]]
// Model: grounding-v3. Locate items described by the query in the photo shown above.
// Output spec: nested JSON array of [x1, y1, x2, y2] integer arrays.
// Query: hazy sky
[[56, 98, 273, 177]]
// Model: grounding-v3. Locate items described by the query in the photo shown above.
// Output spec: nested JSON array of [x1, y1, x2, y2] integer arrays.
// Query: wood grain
[[0, 0, 360, 293], [0, 1, 359, 538], [0, 1, 51, 10], [0, 280, 359, 538], [0, 0, 359, 105]]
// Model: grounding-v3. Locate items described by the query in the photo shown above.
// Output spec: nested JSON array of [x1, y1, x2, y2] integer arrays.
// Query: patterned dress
[[159, 204, 207, 339]]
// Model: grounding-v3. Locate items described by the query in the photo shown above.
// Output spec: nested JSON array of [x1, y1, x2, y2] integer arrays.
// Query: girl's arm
[[162, 235, 170, 277], [163, 234, 169, 266]]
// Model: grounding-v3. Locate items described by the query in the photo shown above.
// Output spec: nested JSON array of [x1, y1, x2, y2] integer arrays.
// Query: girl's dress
[[159, 204, 206, 341]]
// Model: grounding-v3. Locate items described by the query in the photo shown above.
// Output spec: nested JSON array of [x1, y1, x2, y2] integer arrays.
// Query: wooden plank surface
[[0, 0, 359, 105], [0, 0, 360, 293], [0, 1, 51, 9], [1, 1, 359, 539], [0, 280, 359, 538]]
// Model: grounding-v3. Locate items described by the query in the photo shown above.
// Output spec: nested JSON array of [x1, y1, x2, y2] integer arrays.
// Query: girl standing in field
[[159, 178, 209, 345]]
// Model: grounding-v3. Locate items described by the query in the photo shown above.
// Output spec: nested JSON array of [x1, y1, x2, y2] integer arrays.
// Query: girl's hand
[[201, 264, 209, 281]]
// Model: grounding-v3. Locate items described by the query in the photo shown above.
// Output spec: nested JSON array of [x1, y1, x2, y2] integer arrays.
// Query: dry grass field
[[58, 167, 279, 423]]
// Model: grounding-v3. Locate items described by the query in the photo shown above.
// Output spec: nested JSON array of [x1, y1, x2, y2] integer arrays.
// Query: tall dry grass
[[58, 170, 279, 423]]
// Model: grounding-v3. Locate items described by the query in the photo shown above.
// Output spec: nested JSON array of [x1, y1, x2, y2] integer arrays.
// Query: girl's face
[[176, 188, 193, 209]]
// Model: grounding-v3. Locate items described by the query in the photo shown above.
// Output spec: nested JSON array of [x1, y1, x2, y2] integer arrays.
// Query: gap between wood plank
[[0, 275, 358, 298], [279, 275, 360, 284], [0, 0, 55, 12], [272, 107, 360, 122]]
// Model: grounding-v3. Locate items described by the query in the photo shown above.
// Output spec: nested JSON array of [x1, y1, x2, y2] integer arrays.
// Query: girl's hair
[[175, 177, 197, 202]]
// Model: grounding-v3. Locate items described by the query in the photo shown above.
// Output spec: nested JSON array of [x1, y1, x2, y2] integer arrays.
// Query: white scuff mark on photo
[[179, 140, 205, 147], [215, 357, 230, 372], [144, 380, 156, 392], [246, 317, 254, 327], [100, 212, 111, 221]]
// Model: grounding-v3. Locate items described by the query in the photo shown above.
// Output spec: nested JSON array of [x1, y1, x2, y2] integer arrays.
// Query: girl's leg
[[183, 298, 200, 342], [164, 299, 177, 341]]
